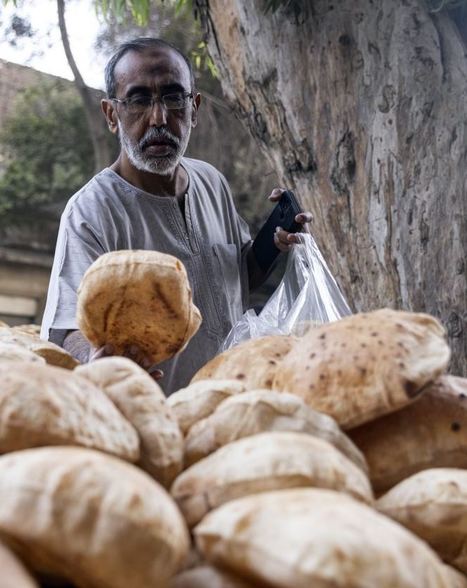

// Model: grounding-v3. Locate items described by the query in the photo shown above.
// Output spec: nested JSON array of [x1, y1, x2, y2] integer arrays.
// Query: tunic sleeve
[[40, 204, 105, 344]]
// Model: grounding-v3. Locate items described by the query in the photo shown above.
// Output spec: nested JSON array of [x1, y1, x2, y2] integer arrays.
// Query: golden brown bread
[[172, 431, 373, 527], [0, 447, 189, 588], [0, 361, 139, 461], [77, 250, 201, 364], [184, 389, 367, 472], [191, 335, 297, 390], [195, 488, 451, 588], [349, 376, 467, 494], [377, 468, 467, 574], [167, 379, 246, 435], [272, 309, 450, 429], [76, 357, 183, 488]]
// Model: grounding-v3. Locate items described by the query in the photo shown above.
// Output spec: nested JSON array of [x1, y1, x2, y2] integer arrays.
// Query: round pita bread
[[349, 376, 467, 494], [0, 342, 45, 364], [172, 431, 373, 527], [195, 488, 450, 588], [191, 335, 297, 390], [377, 468, 467, 573], [77, 250, 201, 364], [167, 380, 246, 435], [184, 389, 367, 472], [0, 362, 139, 461], [76, 357, 183, 488], [0, 327, 78, 369], [0, 447, 189, 588], [273, 309, 450, 429]]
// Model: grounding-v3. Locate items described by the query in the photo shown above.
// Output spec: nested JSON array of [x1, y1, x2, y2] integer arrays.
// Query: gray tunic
[[41, 157, 252, 395]]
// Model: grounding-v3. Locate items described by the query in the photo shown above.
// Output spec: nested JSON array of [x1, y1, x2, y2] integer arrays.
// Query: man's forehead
[[113, 47, 191, 92]]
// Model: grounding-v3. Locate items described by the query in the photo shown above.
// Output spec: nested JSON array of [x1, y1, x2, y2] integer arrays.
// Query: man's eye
[[163, 93, 184, 107], [128, 96, 152, 107]]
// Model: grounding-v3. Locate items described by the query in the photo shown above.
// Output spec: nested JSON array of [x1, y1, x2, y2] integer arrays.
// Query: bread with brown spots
[[272, 309, 450, 429], [172, 431, 373, 527], [184, 389, 367, 472], [377, 468, 467, 573], [195, 488, 450, 587], [77, 250, 201, 364], [349, 376, 467, 494], [0, 361, 139, 461], [0, 447, 189, 588], [191, 335, 297, 390], [76, 356, 183, 488]]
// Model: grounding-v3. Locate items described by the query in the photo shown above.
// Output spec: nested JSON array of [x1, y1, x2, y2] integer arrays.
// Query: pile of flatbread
[[1, 249, 465, 587]]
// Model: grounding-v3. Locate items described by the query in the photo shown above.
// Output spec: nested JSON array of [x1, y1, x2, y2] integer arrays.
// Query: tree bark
[[200, 0, 467, 375], [57, 0, 112, 173]]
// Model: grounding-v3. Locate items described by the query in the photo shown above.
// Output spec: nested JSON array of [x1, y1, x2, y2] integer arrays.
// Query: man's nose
[[148, 99, 167, 127]]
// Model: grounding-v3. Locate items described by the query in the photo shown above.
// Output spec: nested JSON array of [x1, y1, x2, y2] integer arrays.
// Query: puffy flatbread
[[0, 361, 139, 461], [349, 376, 467, 494], [195, 488, 451, 588], [377, 468, 467, 573], [0, 447, 189, 588], [0, 327, 78, 369], [0, 342, 45, 364], [77, 250, 201, 364], [167, 380, 246, 435], [191, 335, 297, 390], [172, 431, 373, 527], [76, 357, 183, 488], [184, 389, 367, 472], [272, 309, 450, 429]]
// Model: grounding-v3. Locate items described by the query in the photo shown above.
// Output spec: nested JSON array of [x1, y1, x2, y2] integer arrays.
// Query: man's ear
[[101, 99, 119, 135], [191, 93, 201, 128]]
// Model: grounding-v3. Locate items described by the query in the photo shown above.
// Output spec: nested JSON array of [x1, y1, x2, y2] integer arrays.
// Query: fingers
[[268, 187, 286, 202], [90, 343, 163, 381], [295, 212, 313, 224], [148, 367, 164, 381], [123, 344, 153, 369], [89, 343, 114, 362], [274, 227, 293, 252]]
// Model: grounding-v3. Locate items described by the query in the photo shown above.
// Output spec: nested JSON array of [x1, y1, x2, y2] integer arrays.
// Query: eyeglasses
[[111, 92, 193, 115]]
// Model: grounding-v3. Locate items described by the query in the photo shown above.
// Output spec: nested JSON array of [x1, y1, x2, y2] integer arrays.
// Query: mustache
[[139, 127, 180, 150]]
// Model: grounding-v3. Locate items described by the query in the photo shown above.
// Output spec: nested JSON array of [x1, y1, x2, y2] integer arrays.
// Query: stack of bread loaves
[[1, 247, 465, 587], [0, 250, 204, 587], [167, 307, 467, 587]]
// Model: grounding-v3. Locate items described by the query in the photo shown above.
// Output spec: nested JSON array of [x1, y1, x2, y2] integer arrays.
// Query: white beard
[[118, 121, 191, 176]]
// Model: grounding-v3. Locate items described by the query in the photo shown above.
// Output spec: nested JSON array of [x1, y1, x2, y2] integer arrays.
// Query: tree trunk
[[57, 0, 112, 173], [200, 0, 467, 375]]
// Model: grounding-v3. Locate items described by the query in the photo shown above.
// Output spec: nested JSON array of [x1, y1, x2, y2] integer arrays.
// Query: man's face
[[109, 46, 198, 176]]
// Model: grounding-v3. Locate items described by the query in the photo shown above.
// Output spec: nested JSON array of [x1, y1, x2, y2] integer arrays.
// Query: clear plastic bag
[[220, 232, 351, 351]]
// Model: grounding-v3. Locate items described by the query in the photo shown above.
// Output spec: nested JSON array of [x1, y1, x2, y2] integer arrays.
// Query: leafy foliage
[[0, 81, 101, 220]]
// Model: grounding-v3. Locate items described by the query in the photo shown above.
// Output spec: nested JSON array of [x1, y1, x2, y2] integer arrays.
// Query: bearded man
[[41, 38, 312, 395]]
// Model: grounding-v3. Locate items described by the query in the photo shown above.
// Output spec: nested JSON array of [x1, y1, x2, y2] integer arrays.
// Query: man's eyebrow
[[124, 82, 188, 97], [160, 82, 186, 93], [125, 85, 152, 97]]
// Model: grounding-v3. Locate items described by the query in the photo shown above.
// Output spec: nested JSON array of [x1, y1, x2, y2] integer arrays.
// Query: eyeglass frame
[[110, 91, 194, 114]]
